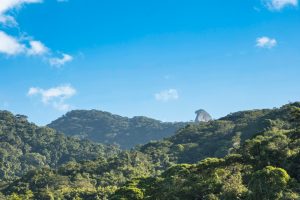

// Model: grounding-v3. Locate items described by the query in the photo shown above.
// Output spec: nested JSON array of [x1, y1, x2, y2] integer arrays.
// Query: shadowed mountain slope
[[48, 110, 188, 149]]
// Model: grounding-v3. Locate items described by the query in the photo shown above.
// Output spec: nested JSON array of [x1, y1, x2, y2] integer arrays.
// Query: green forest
[[0, 103, 300, 199], [48, 110, 187, 149]]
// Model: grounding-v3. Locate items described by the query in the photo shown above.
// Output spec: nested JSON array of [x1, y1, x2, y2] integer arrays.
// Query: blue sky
[[0, 0, 299, 125]]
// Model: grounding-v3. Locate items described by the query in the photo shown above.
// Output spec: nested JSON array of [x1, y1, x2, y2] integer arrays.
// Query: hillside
[[48, 110, 187, 149], [112, 104, 300, 199], [0, 103, 299, 199], [138, 103, 297, 168], [0, 111, 119, 183], [113, 125, 300, 199]]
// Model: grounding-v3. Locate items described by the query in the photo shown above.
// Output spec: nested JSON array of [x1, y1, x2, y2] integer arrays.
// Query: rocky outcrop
[[195, 109, 212, 123]]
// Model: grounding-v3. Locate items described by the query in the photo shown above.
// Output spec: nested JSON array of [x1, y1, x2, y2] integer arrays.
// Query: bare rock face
[[195, 109, 212, 123]]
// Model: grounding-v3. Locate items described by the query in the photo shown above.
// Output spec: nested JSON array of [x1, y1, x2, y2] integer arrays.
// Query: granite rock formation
[[195, 109, 212, 122]]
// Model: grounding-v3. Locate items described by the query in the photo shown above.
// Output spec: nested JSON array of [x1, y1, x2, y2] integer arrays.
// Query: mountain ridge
[[48, 109, 189, 149], [1, 103, 299, 199]]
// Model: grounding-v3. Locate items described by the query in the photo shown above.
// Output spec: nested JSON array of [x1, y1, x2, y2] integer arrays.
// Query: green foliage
[[0, 111, 119, 183], [1, 103, 300, 199], [48, 110, 187, 149], [110, 103, 300, 199], [111, 180, 144, 200], [139, 104, 298, 169], [248, 166, 291, 200]]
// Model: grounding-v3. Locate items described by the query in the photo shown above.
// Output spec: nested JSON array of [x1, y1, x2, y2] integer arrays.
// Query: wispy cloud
[[0, 0, 73, 67], [27, 40, 49, 55], [49, 54, 73, 67], [263, 0, 298, 10], [28, 85, 76, 111], [256, 36, 277, 48], [0, 31, 50, 56], [155, 89, 179, 102], [0, 0, 42, 27]]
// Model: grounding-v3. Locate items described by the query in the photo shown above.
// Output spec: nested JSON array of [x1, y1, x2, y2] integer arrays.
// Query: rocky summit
[[194, 109, 212, 122]]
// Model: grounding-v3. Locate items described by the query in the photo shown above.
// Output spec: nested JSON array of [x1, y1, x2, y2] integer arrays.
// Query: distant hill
[[48, 110, 188, 149]]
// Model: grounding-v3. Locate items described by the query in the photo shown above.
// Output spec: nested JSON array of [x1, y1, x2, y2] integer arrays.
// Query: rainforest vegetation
[[48, 110, 187, 149], [0, 103, 299, 199]]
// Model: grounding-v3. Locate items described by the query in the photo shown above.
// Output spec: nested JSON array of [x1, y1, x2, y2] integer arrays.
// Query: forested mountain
[[48, 110, 187, 149], [0, 103, 299, 199], [112, 104, 300, 199], [138, 104, 295, 167], [0, 111, 119, 183]]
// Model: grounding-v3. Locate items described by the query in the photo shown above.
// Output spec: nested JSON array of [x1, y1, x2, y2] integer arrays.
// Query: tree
[[248, 166, 290, 200], [111, 186, 144, 200]]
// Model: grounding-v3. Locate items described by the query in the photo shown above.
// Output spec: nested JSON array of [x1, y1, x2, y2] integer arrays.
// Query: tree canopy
[[0, 103, 300, 199]]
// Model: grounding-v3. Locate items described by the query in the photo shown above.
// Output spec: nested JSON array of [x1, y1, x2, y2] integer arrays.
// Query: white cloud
[[0, 0, 73, 66], [28, 85, 76, 103], [264, 0, 298, 10], [0, 31, 25, 55], [0, 0, 42, 27], [0, 31, 50, 56], [27, 40, 48, 55], [256, 37, 277, 48], [155, 89, 179, 102], [0, 32, 72, 65], [0, 33, 72, 66], [49, 53, 73, 67], [28, 85, 76, 111]]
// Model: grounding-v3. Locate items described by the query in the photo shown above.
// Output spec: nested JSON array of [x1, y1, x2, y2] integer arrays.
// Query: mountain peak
[[195, 109, 212, 123]]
